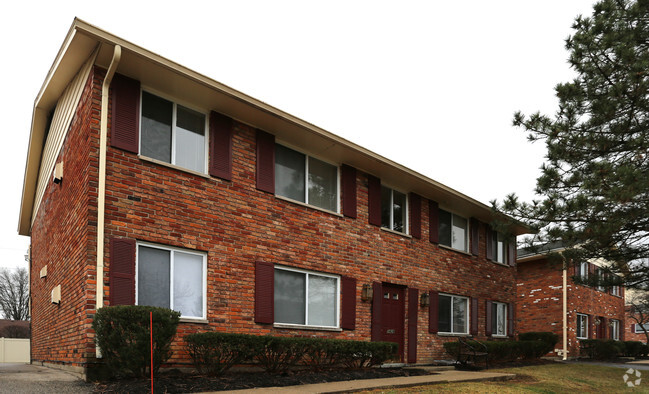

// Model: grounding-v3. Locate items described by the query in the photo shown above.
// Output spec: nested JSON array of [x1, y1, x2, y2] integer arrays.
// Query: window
[[610, 319, 620, 340], [275, 144, 339, 212], [136, 243, 206, 319], [381, 186, 407, 233], [438, 294, 468, 334], [492, 302, 507, 336], [635, 323, 649, 333], [612, 284, 621, 296], [274, 266, 339, 328], [595, 268, 605, 292], [439, 209, 468, 252], [141, 91, 207, 173], [578, 262, 589, 281], [491, 233, 508, 264], [576, 313, 588, 339]]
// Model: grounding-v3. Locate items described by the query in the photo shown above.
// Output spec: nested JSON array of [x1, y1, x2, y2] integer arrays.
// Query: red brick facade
[[516, 257, 625, 358], [28, 62, 521, 373]]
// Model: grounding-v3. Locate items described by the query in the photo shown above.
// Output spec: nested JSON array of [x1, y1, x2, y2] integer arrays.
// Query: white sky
[[0, 0, 599, 270]]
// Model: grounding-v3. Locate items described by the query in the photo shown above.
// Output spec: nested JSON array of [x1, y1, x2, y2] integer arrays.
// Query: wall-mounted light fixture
[[53, 162, 63, 184], [361, 284, 373, 302], [420, 292, 430, 307]]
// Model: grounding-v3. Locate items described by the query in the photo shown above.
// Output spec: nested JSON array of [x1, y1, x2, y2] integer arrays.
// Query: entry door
[[381, 284, 405, 360]]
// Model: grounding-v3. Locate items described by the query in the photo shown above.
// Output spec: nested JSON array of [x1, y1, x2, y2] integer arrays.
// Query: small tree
[[628, 292, 649, 343], [0, 267, 29, 320]]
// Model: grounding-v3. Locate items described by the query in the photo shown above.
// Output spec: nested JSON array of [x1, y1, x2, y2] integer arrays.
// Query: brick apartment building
[[516, 246, 625, 358], [18, 19, 528, 376]]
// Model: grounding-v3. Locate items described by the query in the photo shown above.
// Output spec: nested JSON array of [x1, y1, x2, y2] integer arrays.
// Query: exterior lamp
[[361, 284, 373, 302], [420, 292, 430, 307]]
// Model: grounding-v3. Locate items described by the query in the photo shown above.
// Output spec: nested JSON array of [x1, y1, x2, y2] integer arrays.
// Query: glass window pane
[[274, 269, 306, 324], [496, 303, 506, 335], [275, 145, 305, 202], [138, 246, 170, 309], [381, 186, 391, 229], [496, 235, 505, 263], [439, 210, 452, 247], [438, 295, 451, 333], [307, 275, 337, 326], [452, 215, 467, 251], [308, 157, 338, 212], [392, 190, 406, 233], [173, 251, 203, 318], [141, 92, 172, 163], [175, 105, 205, 173], [453, 297, 467, 333]]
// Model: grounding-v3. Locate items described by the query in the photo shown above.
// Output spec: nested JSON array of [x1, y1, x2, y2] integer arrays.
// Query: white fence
[[0, 338, 30, 363]]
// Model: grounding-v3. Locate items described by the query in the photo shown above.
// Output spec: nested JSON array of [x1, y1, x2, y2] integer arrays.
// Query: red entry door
[[381, 284, 405, 360]]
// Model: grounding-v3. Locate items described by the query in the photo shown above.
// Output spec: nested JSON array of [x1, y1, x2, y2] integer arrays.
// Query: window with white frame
[[491, 233, 508, 265], [576, 313, 588, 339], [578, 262, 589, 281], [610, 319, 620, 340], [136, 243, 206, 319], [140, 91, 207, 173], [596, 268, 605, 292], [635, 323, 649, 333], [612, 284, 621, 296], [275, 144, 339, 212], [438, 294, 469, 334], [381, 186, 407, 233], [439, 209, 468, 252], [274, 266, 339, 328], [492, 302, 507, 336]]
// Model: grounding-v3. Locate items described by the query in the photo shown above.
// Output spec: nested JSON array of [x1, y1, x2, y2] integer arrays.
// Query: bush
[[253, 336, 305, 373], [621, 341, 646, 357], [580, 339, 620, 360], [336, 340, 398, 369], [518, 332, 559, 356], [185, 332, 258, 376], [93, 305, 180, 378], [518, 340, 551, 360], [443, 340, 519, 363]]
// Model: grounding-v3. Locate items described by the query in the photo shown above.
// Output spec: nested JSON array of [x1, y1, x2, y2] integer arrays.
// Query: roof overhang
[[19, 18, 531, 236]]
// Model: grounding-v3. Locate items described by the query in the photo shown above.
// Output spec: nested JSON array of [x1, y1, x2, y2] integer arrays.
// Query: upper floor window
[[275, 144, 339, 212], [136, 243, 206, 319], [381, 186, 407, 233], [439, 209, 468, 252], [274, 266, 339, 328], [491, 233, 508, 265], [438, 294, 468, 334], [141, 91, 207, 173], [576, 313, 588, 339], [578, 261, 589, 281]]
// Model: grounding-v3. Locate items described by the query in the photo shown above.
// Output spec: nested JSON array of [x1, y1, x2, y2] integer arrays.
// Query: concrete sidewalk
[[218, 367, 515, 393], [0, 363, 93, 393]]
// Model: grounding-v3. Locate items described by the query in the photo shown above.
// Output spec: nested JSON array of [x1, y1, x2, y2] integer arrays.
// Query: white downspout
[[96, 45, 121, 353], [563, 257, 568, 360]]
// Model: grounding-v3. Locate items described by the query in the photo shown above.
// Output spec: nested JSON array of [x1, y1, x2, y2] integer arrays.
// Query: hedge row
[[185, 332, 398, 375], [580, 339, 649, 359], [443, 332, 560, 364]]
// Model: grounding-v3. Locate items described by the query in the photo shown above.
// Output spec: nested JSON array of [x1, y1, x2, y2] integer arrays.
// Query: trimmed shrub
[[336, 340, 398, 369], [93, 305, 180, 378], [518, 340, 551, 359], [580, 339, 620, 360], [621, 341, 646, 357], [185, 332, 258, 376], [443, 340, 519, 363], [518, 332, 559, 355], [253, 336, 305, 373]]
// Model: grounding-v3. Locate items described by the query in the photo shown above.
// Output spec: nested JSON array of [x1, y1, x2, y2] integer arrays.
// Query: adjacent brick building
[[516, 247, 625, 358], [19, 19, 528, 377]]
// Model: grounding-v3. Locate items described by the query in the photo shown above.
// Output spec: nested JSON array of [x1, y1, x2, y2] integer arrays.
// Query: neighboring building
[[624, 289, 649, 344], [516, 246, 625, 358], [18, 19, 528, 377]]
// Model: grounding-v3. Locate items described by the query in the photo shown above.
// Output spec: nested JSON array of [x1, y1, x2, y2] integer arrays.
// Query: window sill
[[275, 195, 343, 217], [380, 227, 411, 238], [437, 332, 470, 337], [438, 244, 471, 256], [179, 318, 208, 324], [273, 323, 342, 332], [489, 260, 512, 268], [491, 334, 508, 338], [139, 155, 211, 179]]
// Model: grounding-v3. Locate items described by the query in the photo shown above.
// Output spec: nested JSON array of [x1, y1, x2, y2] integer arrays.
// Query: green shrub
[[301, 338, 341, 370], [621, 341, 645, 357], [253, 336, 305, 373], [518, 340, 551, 359], [580, 339, 620, 360], [93, 305, 180, 378], [484, 341, 520, 362], [185, 332, 258, 376], [518, 331, 559, 355], [642, 344, 649, 357], [336, 340, 398, 369]]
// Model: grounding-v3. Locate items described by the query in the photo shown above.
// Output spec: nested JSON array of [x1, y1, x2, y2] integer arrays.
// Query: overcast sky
[[0, 0, 599, 271]]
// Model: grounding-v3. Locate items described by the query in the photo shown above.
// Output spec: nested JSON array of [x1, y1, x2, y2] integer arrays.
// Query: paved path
[[561, 359, 649, 371], [0, 363, 93, 394]]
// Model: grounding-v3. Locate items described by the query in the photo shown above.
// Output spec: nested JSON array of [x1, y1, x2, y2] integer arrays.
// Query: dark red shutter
[[507, 240, 516, 267], [341, 276, 357, 330], [569, 261, 577, 276], [429, 201, 439, 244], [255, 260, 274, 324], [256, 130, 275, 193], [371, 282, 383, 341], [485, 300, 493, 336], [620, 322, 625, 341], [110, 74, 140, 153], [368, 175, 381, 226], [589, 263, 596, 275], [109, 238, 136, 306], [410, 193, 421, 239], [601, 317, 607, 339], [341, 165, 357, 218], [470, 297, 478, 335], [470, 218, 479, 256], [407, 288, 418, 363], [586, 314, 593, 338], [486, 230, 494, 260], [209, 111, 233, 181], [508, 303, 515, 337], [428, 290, 438, 333]]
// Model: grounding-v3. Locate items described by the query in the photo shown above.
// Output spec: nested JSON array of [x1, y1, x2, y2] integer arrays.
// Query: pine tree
[[495, 0, 649, 288]]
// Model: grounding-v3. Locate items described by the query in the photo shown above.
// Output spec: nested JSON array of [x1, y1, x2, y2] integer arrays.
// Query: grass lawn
[[366, 363, 648, 393]]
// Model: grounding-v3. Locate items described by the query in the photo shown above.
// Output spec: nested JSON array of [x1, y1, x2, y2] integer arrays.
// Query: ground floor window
[[492, 302, 507, 336], [274, 266, 339, 328], [136, 243, 206, 319], [438, 294, 468, 334], [576, 313, 588, 339], [635, 323, 649, 333], [610, 319, 620, 340]]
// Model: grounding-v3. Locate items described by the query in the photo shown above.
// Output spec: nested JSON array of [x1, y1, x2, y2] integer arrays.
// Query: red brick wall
[[517, 258, 625, 358], [31, 66, 518, 369], [30, 67, 102, 368]]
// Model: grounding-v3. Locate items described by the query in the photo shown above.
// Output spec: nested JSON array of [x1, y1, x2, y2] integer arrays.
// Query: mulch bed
[[93, 367, 432, 393]]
